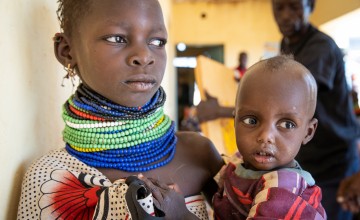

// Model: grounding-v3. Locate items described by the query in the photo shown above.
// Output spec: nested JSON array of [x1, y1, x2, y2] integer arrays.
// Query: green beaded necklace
[[63, 84, 177, 171]]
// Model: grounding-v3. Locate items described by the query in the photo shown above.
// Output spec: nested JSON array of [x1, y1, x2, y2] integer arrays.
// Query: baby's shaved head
[[237, 55, 317, 118]]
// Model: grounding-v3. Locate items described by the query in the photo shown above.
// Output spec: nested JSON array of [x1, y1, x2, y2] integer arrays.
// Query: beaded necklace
[[63, 83, 176, 172]]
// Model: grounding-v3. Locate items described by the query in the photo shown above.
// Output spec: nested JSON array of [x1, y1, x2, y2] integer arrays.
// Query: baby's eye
[[149, 38, 167, 47], [279, 121, 296, 129], [242, 117, 257, 125], [105, 36, 126, 43]]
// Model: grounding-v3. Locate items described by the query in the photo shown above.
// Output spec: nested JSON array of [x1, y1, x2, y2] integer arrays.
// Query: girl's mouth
[[124, 81, 156, 92]]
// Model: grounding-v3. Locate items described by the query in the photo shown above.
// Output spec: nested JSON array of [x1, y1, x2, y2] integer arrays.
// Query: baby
[[142, 55, 327, 220]]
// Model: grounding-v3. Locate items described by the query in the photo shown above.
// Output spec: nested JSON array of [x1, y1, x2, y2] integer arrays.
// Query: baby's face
[[234, 66, 316, 171], [70, 0, 168, 107]]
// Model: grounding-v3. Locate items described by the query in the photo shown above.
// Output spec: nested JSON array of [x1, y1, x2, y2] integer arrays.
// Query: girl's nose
[[128, 46, 155, 67]]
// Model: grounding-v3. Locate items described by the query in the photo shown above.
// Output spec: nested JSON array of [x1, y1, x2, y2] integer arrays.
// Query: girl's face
[[234, 67, 317, 171], [70, 0, 167, 107]]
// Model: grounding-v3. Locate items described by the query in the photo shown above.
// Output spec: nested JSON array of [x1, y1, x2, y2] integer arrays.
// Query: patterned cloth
[[213, 162, 326, 220], [17, 148, 209, 220]]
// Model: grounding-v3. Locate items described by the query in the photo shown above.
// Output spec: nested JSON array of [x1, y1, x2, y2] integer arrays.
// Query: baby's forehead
[[248, 60, 310, 82], [240, 56, 316, 88], [239, 62, 312, 96], [237, 58, 317, 115]]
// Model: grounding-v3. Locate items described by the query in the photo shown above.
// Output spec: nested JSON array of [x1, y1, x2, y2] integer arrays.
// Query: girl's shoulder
[[176, 131, 219, 158], [176, 131, 213, 148], [175, 131, 224, 174]]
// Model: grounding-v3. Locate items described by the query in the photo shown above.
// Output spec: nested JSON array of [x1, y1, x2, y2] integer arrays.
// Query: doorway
[[175, 44, 224, 130]]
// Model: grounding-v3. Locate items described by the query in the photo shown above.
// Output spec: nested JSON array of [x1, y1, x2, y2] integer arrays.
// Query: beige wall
[[0, 1, 66, 219], [172, 1, 282, 68], [311, 0, 360, 25], [0, 1, 174, 219], [172, 0, 360, 68]]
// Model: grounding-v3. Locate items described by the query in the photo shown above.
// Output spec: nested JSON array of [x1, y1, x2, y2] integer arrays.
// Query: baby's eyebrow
[[275, 110, 300, 116]]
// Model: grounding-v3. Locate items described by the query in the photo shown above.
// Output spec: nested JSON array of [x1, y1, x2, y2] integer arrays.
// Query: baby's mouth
[[253, 151, 275, 163]]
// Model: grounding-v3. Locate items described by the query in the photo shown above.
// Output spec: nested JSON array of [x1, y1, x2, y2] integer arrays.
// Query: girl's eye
[[149, 38, 167, 47], [105, 36, 126, 43], [279, 121, 296, 129], [242, 117, 257, 125]]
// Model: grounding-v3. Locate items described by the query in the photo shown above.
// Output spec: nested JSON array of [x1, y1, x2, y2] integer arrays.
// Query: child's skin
[[234, 56, 318, 171], [54, 0, 223, 200], [142, 56, 319, 219]]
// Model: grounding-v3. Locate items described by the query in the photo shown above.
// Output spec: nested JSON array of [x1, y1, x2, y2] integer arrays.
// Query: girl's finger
[[169, 184, 182, 194], [147, 177, 170, 190], [138, 174, 163, 201]]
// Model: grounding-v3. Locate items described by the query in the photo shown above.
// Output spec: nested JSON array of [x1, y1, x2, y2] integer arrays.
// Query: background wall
[[172, 0, 360, 68], [0, 1, 66, 219], [0, 1, 174, 219], [311, 0, 360, 25], [172, 1, 281, 67]]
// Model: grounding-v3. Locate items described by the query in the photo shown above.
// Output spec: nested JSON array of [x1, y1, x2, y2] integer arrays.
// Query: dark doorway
[[175, 44, 224, 131]]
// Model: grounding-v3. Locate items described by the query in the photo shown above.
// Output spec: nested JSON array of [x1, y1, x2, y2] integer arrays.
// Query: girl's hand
[[138, 174, 199, 220]]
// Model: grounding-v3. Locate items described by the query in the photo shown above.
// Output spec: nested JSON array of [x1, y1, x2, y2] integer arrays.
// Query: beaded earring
[[52, 33, 62, 43], [52, 33, 76, 87], [62, 64, 77, 87]]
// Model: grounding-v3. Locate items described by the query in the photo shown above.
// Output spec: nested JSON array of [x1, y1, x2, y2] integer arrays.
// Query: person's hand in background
[[196, 91, 234, 123], [337, 172, 360, 213]]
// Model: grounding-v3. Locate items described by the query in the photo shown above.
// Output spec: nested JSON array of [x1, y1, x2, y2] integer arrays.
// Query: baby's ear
[[302, 118, 318, 145], [53, 33, 76, 67]]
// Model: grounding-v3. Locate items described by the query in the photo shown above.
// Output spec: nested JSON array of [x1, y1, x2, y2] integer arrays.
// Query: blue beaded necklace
[[63, 83, 177, 172]]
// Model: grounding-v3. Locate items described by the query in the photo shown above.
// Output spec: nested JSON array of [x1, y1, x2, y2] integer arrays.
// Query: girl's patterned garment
[[17, 148, 209, 220]]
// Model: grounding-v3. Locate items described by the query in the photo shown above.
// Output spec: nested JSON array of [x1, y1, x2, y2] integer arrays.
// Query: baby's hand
[[138, 174, 198, 220], [337, 172, 360, 213]]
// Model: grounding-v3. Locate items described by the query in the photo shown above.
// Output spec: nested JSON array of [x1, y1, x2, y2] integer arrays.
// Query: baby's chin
[[245, 160, 296, 172], [243, 161, 280, 172]]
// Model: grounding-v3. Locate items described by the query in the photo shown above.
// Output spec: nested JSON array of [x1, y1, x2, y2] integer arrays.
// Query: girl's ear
[[302, 118, 318, 145], [53, 33, 76, 67]]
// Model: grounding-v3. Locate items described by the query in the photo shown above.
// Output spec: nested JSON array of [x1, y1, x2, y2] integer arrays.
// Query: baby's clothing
[[213, 162, 326, 220]]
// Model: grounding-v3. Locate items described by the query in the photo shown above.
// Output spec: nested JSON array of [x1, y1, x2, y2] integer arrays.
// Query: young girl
[[17, 0, 223, 219]]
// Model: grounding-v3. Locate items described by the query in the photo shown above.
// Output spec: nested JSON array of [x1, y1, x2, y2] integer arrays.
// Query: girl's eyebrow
[[102, 20, 167, 35], [103, 20, 131, 29]]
